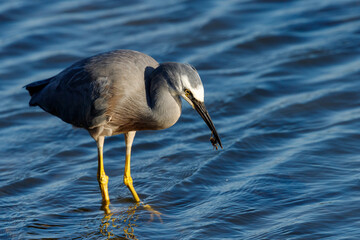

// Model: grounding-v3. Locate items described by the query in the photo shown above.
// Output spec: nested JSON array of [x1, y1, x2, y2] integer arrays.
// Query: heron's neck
[[149, 77, 181, 130]]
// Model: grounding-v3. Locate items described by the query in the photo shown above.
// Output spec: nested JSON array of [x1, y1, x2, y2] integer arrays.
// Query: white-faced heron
[[25, 49, 222, 207]]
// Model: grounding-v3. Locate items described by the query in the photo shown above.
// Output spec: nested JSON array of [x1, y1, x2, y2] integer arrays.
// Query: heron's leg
[[124, 131, 140, 202], [97, 136, 110, 204]]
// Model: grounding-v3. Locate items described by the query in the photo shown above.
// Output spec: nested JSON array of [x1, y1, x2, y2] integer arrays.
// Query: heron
[[25, 49, 222, 208]]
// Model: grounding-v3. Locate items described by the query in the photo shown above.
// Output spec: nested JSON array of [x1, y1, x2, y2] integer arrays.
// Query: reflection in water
[[100, 204, 139, 239], [99, 203, 162, 239]]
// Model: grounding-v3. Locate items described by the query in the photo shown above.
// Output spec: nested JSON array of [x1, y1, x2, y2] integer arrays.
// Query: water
[[1, 0, 360, 239]]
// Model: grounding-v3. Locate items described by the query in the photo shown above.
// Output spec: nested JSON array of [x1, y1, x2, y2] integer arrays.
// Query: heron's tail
[[25, 78, 51, 96], [24, 78, 52, 106]]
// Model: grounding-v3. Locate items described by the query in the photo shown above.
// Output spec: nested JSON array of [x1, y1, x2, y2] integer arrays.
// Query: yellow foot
[[141, 203, 162, 223]]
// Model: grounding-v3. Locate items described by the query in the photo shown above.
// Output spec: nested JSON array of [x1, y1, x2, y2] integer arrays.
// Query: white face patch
[[181, 75, 204, 102]]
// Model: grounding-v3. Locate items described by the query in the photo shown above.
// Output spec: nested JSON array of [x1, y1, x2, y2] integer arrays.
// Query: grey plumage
[[25, 49, 222, 206], [27, 50, 160, 137]]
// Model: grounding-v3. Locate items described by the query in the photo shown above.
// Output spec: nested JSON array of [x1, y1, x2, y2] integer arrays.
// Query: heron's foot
[[141, 203, 163, 223]]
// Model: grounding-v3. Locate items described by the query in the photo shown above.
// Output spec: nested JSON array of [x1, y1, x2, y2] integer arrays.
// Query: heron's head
[[157, 62, 222, 149], [176, 63, 204, 107]]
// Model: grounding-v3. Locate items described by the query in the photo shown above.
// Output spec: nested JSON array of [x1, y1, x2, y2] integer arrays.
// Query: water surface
[[1, 0, 360, 239]]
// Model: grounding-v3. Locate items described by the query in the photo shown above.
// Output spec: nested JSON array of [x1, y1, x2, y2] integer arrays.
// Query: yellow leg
[[124, 131, 140, 202], [97, 136, 110, 204]]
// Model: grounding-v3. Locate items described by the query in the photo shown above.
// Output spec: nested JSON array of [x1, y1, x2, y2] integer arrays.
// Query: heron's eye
[[184, 89, 191, 97]]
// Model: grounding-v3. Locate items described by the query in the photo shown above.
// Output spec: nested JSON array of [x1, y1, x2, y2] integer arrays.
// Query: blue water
[[1, 0, 360, 239]]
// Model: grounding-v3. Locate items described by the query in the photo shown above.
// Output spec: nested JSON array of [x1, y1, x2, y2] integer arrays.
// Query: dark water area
[[1, 0, 360, 239]]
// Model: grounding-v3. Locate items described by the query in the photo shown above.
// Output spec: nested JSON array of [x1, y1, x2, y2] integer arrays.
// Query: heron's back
[[26, 50, 159, 133]]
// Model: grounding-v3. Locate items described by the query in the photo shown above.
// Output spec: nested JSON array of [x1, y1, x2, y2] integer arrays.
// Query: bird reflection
[[99, 202, 161, 239]]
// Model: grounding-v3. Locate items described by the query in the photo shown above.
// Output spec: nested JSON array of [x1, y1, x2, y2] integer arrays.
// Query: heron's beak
[[192, 99, 223, 149]]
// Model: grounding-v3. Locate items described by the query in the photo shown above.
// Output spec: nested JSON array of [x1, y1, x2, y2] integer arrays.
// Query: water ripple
[[1, 0, 360, 239]]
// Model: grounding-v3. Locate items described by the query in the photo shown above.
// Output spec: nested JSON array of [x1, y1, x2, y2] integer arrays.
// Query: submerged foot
[[140, 202, 162, 223], [99, 199, 162, 223]]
